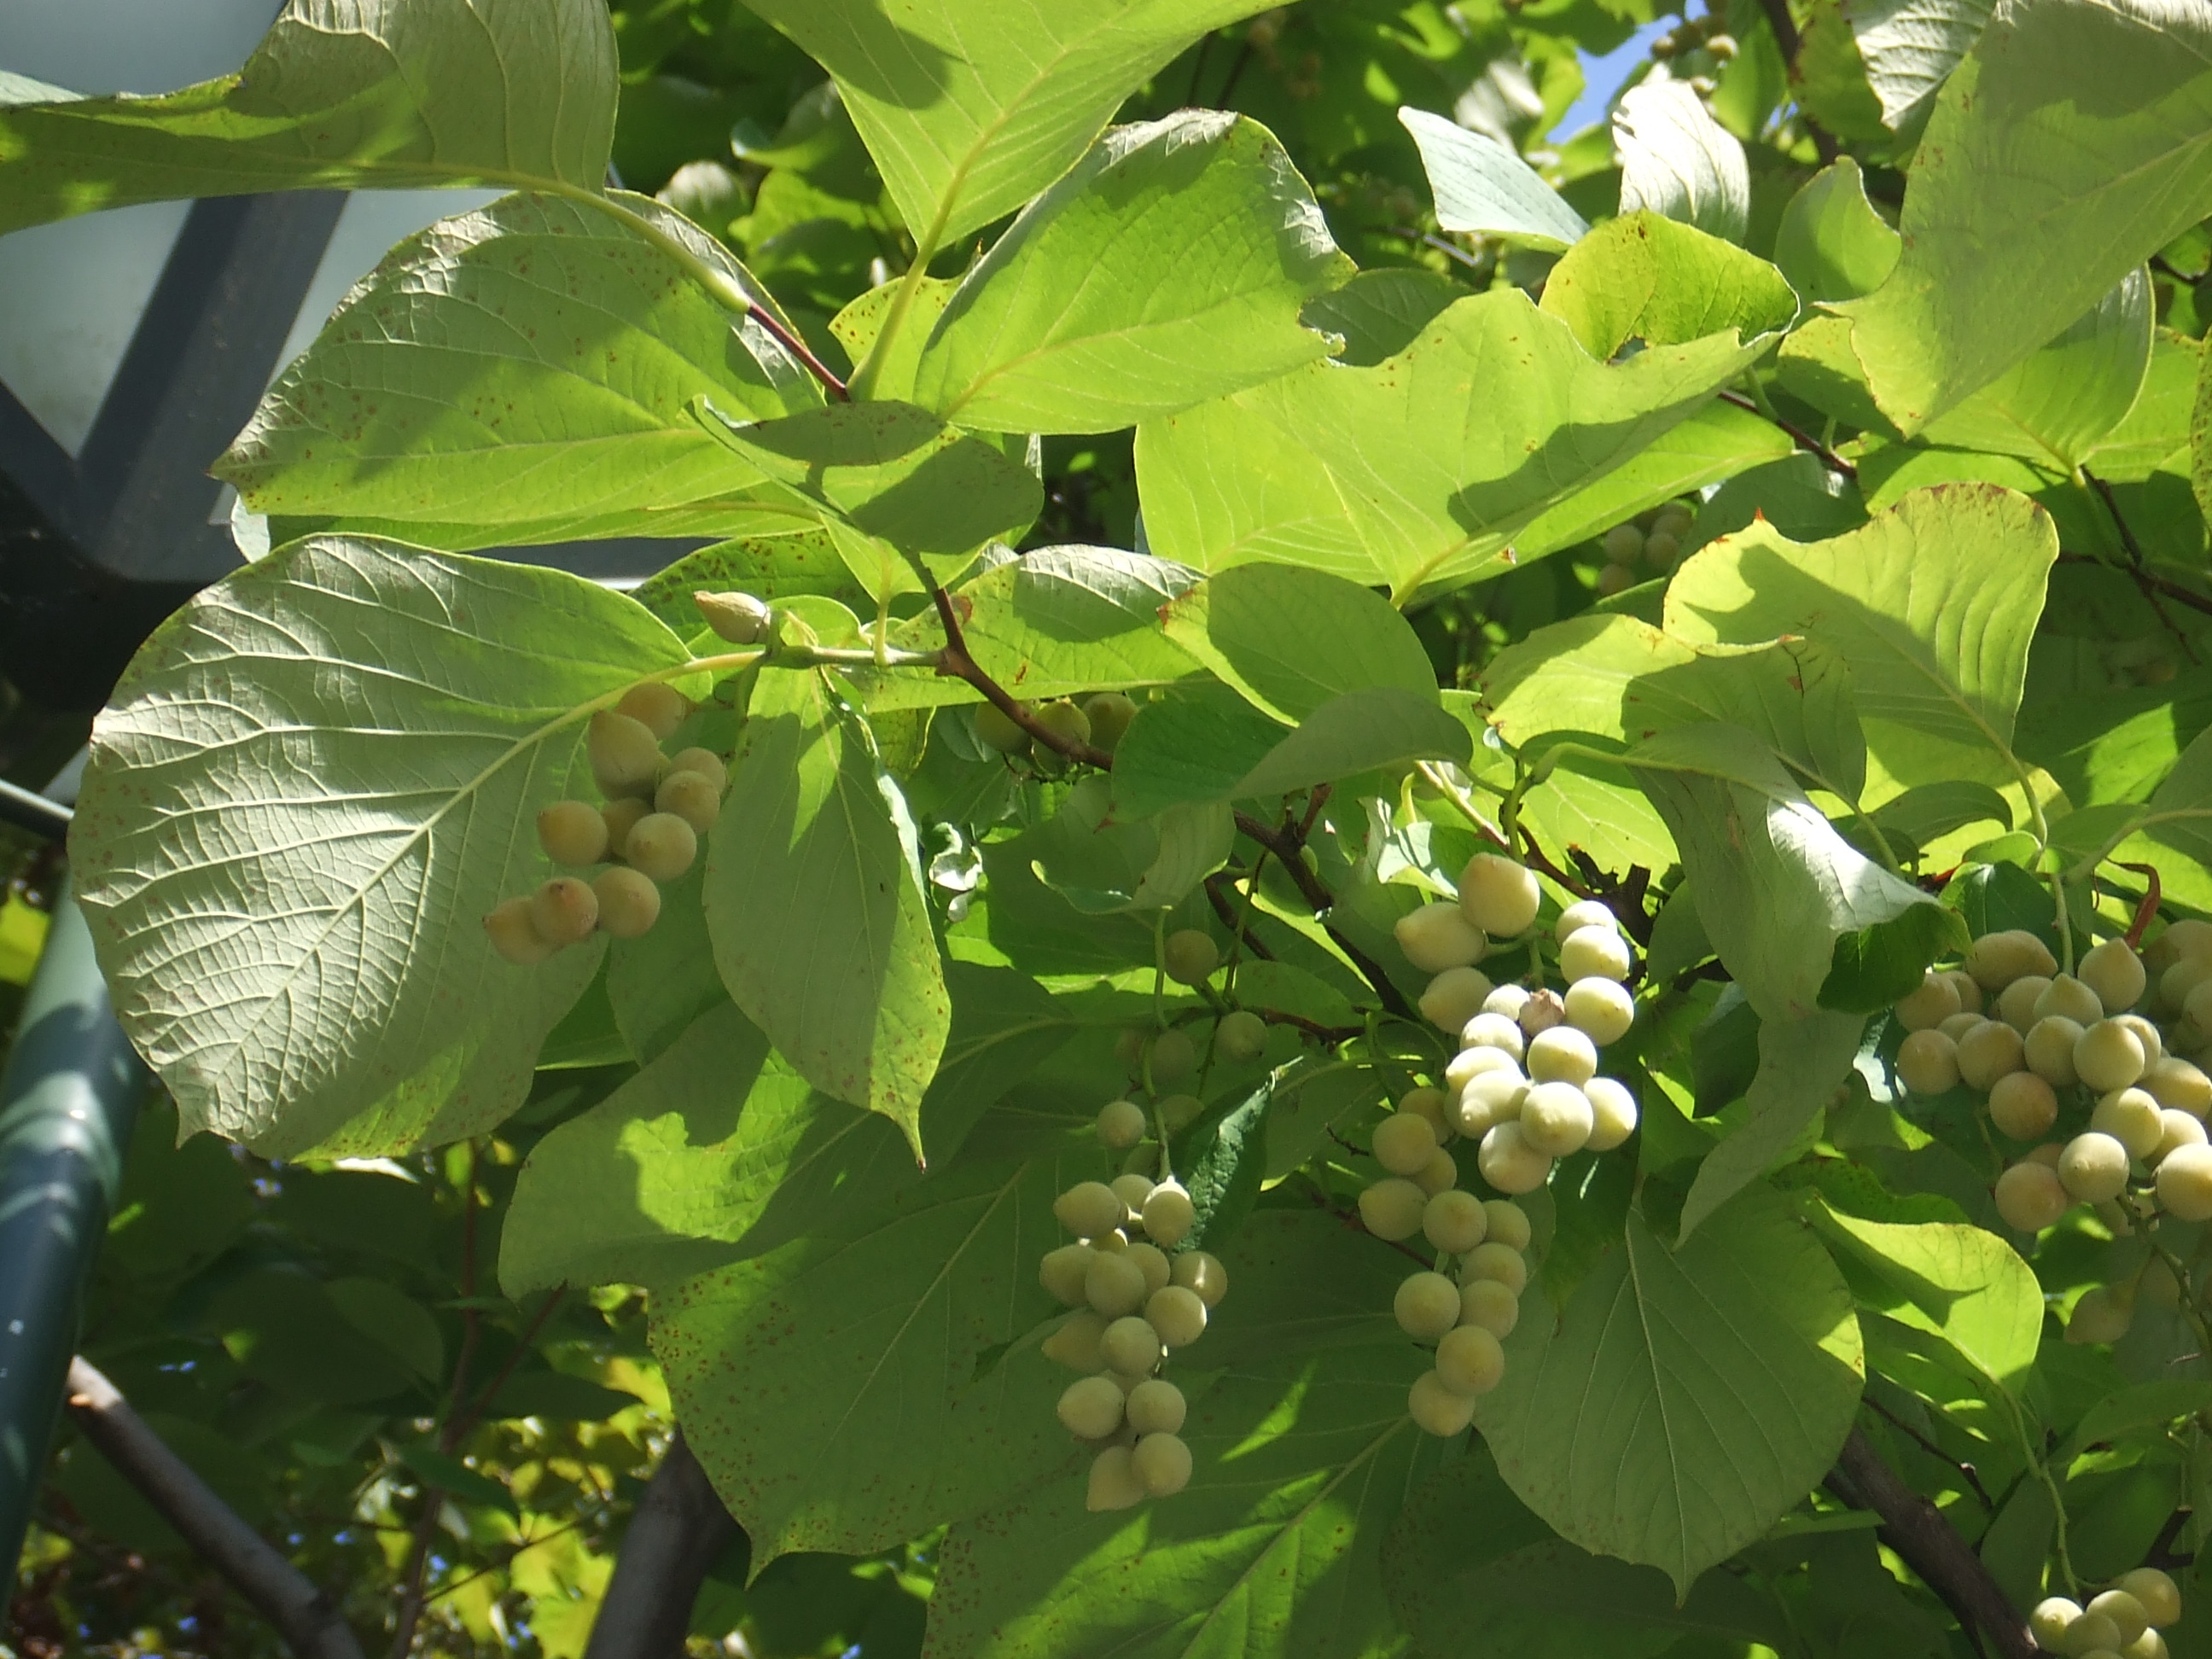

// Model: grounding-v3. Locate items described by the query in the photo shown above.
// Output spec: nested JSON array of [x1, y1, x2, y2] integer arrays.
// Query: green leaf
[[70, 538, 692, 1158], [1136, 289, 1779, 599], [652, 1144, 1097, 1564], [922, 1348, 1443, 1659], [858, 544, 1203, 714], [1111, 687, 1470, 820], [1507, 402, 1796, 565], [1773, 158, 1900, 306], [1867, 782, 2014, 852], [1476, 1187, 1865, 1597], [632, 533, 871, 630], [479, 1371, 640, 1423], [215, 192, 818, 550], [691, 399, 1041, 602], [2112, 726, 2212, 912], [1677, 453, 1868, 561], [502, 969, 1070, 1295], [395, 1444, 518, 1520], [1613, 79, 1749, 245], [911, 112, 1351, 434], [1202, 1208, 1406, 1365], [1663, 485, 2059, 805], [1298, 269, 1464, 366], [2194, 328, 2212, 527], [830, 276, 960, 405], [1822, 901, 1971, 1015], [1810, 1200, 2043, 1388], [741, 0, 1272, 248], [605, 865, 722, 1065], [1912, 269, 2155, 471], [1844, 0, 1995, 131], [1383, 1451, 1791, 1659], [1679, 1010, 1866, 1239], [1625, 724, 1934, 1023], [1486, 615, 1867, 803], [1522, 760, 1681, 878], [1834, 0, 2212, 431], [1025, 775, 1237, 916], [323, 1278, 443, 1384], [0, 0, 615, 234], [1161, 564, 1437, 724], [1397, 106, 1589, 250], [705, 667, 950, 1148], [1173, 1080, 1271, 1252], [1538, 212, 1797, 362]]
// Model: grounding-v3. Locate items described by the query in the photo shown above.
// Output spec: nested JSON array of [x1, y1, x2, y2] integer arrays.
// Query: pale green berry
[[654, 768, 720, 835], [1463, 1242, 1528, 1295], [1055, 1182, 1126, 1238], [2145, 1057, 2212, 1116], [1988, 1071, 2058, 1140], [1132, 1430, 1192, 1497], [538, 799, 610, 865], [2059, 1132, 2132, 1204], [485, 897, 554, 965], [625, 812, 697, 881], [1999, 974, 2054, 1033], [1895, 1029, 1960, 1095], [2064, 1286, 2133, 1346], [587, 709, 662, 797], [1965, 928, 2057, 991], [1171, 1250, 1228, 1307], [2027, 1016, 2085, 1086], [1893, 969, 1962, 1032], [1477, 1121, 1551, 1194], [1422, 1189, 1487, 1254], [1583, 1076, 1639, 1151], [593, 866, 661, 938], [1164, 928, 1220, 986], [1141, 1181, 1196, 1248], [1555, 900, 1617, 942], [1458, 1011, 1526, 1058], [1409, 1370, 1476, 1436], [1042, 1310, 1107, 1371], [529, 876, 598, 946], [1146, 1285, 1208, 1348], [1396, 1086, 1455, 1144], [1097, 1098, 1148, 1151], [1481, 1200, 1532, 1251], [1126, 1241, 1172, 1296], [1458, 1278, 1518, 1337], [2157, 1144, 2212, 1220], [1994, 1161, 2069, 1233], [1374, 1110, 1441, 1175], [1394, 1272, 1462, 1341], [1101, 1315, 1163, 1377], [1457, 854, 1540, 938], [666, 747, 727, 790], [617, 680, 691, 742], [1040, 1243, 1095, 1306], [1420, 966, 1494, 1033], [1394, 902, 1487, 972], [1126, 1378, 1185, 1436], [1086, 1445, 1146, 1511], [1956, 1019, 2025, 1090], [2078, 1021, 2149, 1093], [1565, 978, 1635, 1046], [1519, 1081, 1593, 1156], [1085, 1252, 1150, 1318], [1435, 1324, 1505, 1395], [2034, 974, 2105, 1028], [1215, 1009, 1266, 1061], [1527, 1026, 1598, 1086], [1057, 1375, 1126, 1439], [2116, 1568, 2180, 1628], [1359, 1178, 1429, 1240], [1558, 927, 1632, 984]]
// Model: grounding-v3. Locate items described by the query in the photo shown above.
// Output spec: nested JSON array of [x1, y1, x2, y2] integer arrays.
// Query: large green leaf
[[1835, 0, 2212, 431], [1613, 79, 1749, 245], [1398, 106, 1589, 250], [1912, 269, 2154, 470], [1538, 212, 1797, 363], [1625, 724, 1933, 1022], [69, 538, 694, 1157], [501, 967, 1073, 1295], [704, 667, 949, 1148], [1476, 1187, 1865, 1597], [0, 0, 614, 234], [1811, 1202, 2043, 1389], [911, 112, 1351, 434], [1844, 0, 1995, 131], [1026, 775, 1237, 916], [1662, 485, 2058, 805], [653, 1141, 1093, 1566], [691, 399, 1042, 602], [1486, 615, 1867, 805], [1135, 290, 1779, 599], [1161, 564, 1437, 724], [739, 0, 1270, 248], [858, 544, 1203, 713], [1773, 158, 1900, 307], [1110, 687, 1470, 820], [1679, 1010, 1866, 1240], [215, 192, 818, 550], [2110, 727, 2212, 911], [2195, 329, 2212, 527], [921, 1347, 1444, 1659], [1383, 1452, 1791, 1659]]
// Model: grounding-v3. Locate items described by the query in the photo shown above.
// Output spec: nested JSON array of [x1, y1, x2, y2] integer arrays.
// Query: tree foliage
[[9, 0, 2212, 1655]]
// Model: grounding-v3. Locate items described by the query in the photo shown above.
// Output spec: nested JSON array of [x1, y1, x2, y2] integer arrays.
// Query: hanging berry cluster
[[1038, 1151, 1226, 1512], [1371, 855, 1642, 1433], [483, 682, 726, 962]]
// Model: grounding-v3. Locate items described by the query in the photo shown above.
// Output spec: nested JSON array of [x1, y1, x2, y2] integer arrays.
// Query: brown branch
[[2146, 1503, 2195, 1571], [579, 1432, 740, 1659], [1861, 1395, 1994, 1512], [2055, 550, 2212, 621], [64, 1359, 364, 1659], [743, 306, 847, 400], [451, 1291, 568, 1446], [1260, 1009, 1363, 1044], [1827, 1426, 2036, 1659], [928, 585, 1114, 767], [2119, 862, 2164, 949], [1232, 808, 1418, 1021], [1717, 390, 1857, 479]]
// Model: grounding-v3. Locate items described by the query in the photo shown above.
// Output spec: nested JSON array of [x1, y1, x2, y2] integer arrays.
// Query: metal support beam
[[0, 876, 152, 1570]]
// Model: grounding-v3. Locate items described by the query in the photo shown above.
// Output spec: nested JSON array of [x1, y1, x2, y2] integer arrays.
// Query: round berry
[[1396, 1086, 1455, 1144], [1988, 1071, 2058, 1140], [2025, 1016, 2085, 1086], [654, 768, 720, 835], [1125, 1241, 1172, 1296], [1456, 1071, 1527, 1138], [667, 747, 727, 790], [1101, 1314, 1163, 1377], [2077, 1020, 2149, 1093], [485, 897, 553, 965], [2159, 1109, 2209, 1162], [2078, 939, 2149, 1015], [1126, 1378, 1185, 1436], [2058, 1132, 2132, 1204], [972, 701, 1032, 754], [529, 876, 598, 946], [1477, 1121, 1551, 1194], [1395, 1272, 1462, 1341], [1409, 1370, 1476, 1436], [1956, 1019, 2025, 1090], [1893, 969, 1962, 1032], [1085, 1252, 1150, 1318], [1965, 928, 2057, 991], [1359, 1178, 1428, 1240], [1459, 1011, 1527, 1058], [1215, 1009, 1266, 1061], [1171, 1251, 1228, 1307], [2116, 1568, 2180, 1629], [1528, 1026, 1598, 1086], [1420, 966, 1494, 1033], [538, 799, 610, 865], [1584, 1076, 1640, 1151], [1164, 928, 1220, 986], [1056, 1182, 1126, 1238], [1412, 1147, 1458, 1196], [1083, 692, 1138, 754], [1132, 1431, 1192, 1497], [1994, 1161, 2070, 1233], [587, 709, 662, 797], [1558, 926, 1632, 984], [1042, 1310, 1107, 1370], [1040, 1243, 1095, 1306], [2034, 974, 2104, 1027], [2157, 1144, 2212, 1220], [1145, 1284, 1208, 1348], [2146, 1057, 2212, 1117], [1149, 1028, 1196, 1085], [1481, 1200, 1532, 1251], [2092, 1086, 2164, 1159], [1374, 1110, 1441, 1175], [1097, 1098, 1148, 1150], [2087, 1591, 2150, 1646], [1086, 1445, 1146, 1511], [1463, 1242, 1528, 1295], [1555, 900, 1618, 942], [1057, 1376, 1125, 1439], [1422, 1189, 1488, 1254], [1895, 1029, 1959, 1095], [1458, 1278, 1519, 1337], [625, 812, 697, 881], [2029, 1598, 2081, 1652], [1435, 1324, 1505, 1395], [1520, 1081, 1594, 1156], [593, 866, 661, 938], [1458, 854, 1541, 938], [1565, 978, 1635, 1046], [617, 681, 691, 742], [1141, 1181, 1196, 1247], [1394, 902, 1487, 972]]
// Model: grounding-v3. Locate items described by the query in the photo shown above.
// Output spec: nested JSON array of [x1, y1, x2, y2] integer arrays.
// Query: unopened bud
[[696, 590, 773, 644]]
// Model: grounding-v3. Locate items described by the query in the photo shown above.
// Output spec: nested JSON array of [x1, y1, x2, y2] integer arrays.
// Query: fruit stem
[[924, 581, 1114, 768], [2118, 863, 2163, 947]]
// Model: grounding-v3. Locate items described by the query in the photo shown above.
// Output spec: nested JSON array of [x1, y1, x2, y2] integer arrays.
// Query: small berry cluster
[[1596, 499, 1697, 597], [1374, 857, 1641, 1431], [1894, 927, 2212, 1269], [971, 691, 1137, 770], [1039, 1169, 1225, 1511], [484, 682, 725, 963], [2031, 1568, 2182, 1657]]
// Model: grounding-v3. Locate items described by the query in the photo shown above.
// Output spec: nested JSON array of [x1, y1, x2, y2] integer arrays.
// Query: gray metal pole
[[0, 800, 153, 1568]]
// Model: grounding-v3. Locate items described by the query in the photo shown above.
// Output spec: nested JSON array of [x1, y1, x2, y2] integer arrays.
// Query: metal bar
[[0, 875, 153, 1570], [0, 777, 72, 843]]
